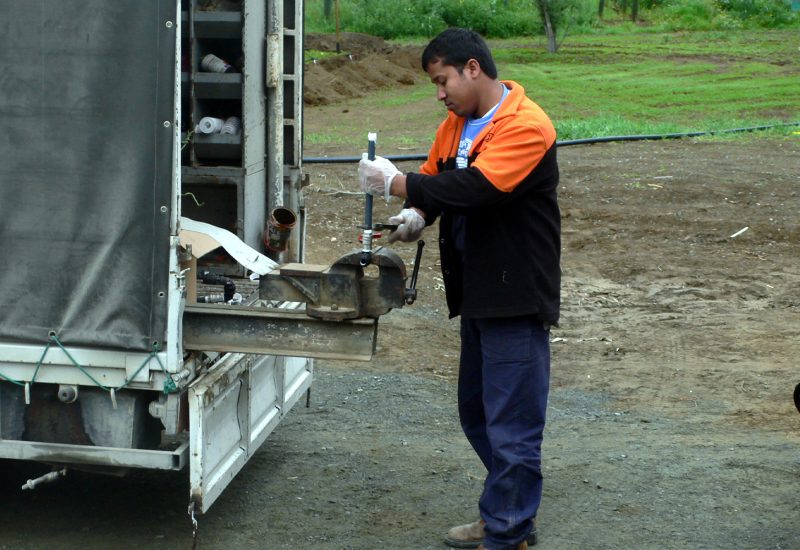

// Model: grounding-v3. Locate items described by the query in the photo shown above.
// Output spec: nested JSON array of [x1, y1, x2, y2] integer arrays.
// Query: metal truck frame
[[0, 0, 405, 514]]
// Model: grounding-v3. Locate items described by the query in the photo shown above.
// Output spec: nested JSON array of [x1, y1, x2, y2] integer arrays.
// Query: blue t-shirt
[[452, 84, 509, 254]]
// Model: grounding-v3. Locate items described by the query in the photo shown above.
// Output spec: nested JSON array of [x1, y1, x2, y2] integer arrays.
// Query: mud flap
[[188, 352, 312, 513]]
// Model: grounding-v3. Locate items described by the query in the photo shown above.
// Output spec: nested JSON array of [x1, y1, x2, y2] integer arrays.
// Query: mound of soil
[[304, 32, 423, 105]]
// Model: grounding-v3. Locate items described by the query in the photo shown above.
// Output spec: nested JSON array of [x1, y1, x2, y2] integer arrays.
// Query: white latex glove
[[387, 208, 426, 243], [359, 154, 400, 201]]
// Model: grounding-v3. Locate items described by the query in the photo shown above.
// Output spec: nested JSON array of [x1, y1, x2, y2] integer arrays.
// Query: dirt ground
[[2, 35, 800, 550], [297, 138, 800, 550], [3, 137, 797, 550]]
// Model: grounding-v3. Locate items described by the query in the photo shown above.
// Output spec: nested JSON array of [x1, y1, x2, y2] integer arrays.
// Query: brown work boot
[[445, 519, 485, 548], [444, 519, 537, 548]]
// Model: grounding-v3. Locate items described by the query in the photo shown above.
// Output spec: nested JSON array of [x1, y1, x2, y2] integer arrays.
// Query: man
[[358, 27, 560, 550]]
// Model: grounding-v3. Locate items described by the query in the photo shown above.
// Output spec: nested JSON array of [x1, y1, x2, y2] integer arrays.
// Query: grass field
[[304, 29, 800, 152], [491, 30, 799, 139]]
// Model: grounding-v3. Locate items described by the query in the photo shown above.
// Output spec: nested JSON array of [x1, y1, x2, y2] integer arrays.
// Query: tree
[[534, 0, 576, 53], [535, 0, 558, 52], [612, 0, 639, 20]]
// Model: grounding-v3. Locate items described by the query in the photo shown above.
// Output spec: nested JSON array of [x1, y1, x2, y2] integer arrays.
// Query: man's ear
[[464, 58, 482, 79]]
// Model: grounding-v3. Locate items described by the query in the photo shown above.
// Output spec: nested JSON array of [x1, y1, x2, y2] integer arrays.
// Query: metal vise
[[259, 246, 414, 320]]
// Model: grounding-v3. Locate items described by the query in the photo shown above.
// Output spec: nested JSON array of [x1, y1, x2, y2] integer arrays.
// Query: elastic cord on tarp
[[0, 333, 177, 407]]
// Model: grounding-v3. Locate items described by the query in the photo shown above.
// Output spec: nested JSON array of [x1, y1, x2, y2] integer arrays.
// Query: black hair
[[421, 28, 498, 79]]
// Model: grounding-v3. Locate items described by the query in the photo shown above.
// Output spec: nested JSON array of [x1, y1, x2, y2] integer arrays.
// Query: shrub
[[717, 0, 800, 27], [658, 0, 720, 30], [306, 0, 548, 39], [485, 10, 543, 38], [711, 11, 745, 28], [348, 1, 445, 39], [305, 0, 799, 38]]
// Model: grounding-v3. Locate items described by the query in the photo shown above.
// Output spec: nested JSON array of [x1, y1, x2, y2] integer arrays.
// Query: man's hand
[[359, 155, 400, 201], [387, 208, 426, 243]]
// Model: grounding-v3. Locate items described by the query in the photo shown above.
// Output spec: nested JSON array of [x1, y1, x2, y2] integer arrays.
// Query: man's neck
[[473, 79, 504, 119]]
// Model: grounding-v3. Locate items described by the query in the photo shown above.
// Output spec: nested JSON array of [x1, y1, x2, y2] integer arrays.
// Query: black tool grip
[[410, 240, 425, 290], [404, 239, 425, 305]]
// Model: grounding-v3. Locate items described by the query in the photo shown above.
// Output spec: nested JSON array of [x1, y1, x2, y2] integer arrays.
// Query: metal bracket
[[148, 392, 186, 435]]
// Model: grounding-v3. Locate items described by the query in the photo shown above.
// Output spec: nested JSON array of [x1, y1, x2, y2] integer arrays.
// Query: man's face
[[425, 59, 479, 118]]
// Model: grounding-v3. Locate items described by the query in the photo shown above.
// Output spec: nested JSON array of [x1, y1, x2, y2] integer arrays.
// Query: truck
[[0, 0, 414, 516]]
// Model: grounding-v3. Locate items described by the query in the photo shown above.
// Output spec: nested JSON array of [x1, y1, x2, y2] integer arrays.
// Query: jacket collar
[[494, 80, 524, 120]]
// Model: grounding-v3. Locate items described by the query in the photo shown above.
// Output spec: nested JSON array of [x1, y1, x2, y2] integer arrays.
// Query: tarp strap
[[0, 334, 178, 407]]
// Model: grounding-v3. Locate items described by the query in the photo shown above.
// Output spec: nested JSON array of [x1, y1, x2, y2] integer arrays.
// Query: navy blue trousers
[[459, 316, 550, 550]]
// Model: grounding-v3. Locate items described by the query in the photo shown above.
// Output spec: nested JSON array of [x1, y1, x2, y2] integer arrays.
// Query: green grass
[[475, 30, 799, 140], [304, 131, 352, 145], [304, 49, 344, 65], [303, 29, 800, 153]]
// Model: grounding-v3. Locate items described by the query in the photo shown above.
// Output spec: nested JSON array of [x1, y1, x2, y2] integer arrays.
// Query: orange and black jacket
[[405, 81, 560, 323]]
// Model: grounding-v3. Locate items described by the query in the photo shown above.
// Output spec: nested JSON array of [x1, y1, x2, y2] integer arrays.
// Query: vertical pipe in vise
[[360, 132, 377, 266], [266, 2, 284, 215]]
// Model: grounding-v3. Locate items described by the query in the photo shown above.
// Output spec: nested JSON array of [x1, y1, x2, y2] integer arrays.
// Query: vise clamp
[[259, 246, 418, 321]]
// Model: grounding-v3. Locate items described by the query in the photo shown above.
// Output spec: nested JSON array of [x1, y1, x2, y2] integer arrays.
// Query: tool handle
[[360, 133, 378, 266], [404, 239, 425, 305], [364, 137, 376, 229], [364, 196, 373, 231], [410, 240, 425, 290]]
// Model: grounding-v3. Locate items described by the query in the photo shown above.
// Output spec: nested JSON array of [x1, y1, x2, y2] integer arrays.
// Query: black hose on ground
[[302, 121, 800, 164]]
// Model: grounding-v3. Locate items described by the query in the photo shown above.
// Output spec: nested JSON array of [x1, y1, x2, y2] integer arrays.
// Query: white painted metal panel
[[249, 355, 282, 450], [189, 353, 248, 512], [189, 351, 312, 514], [284, 357, 312, 410]]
